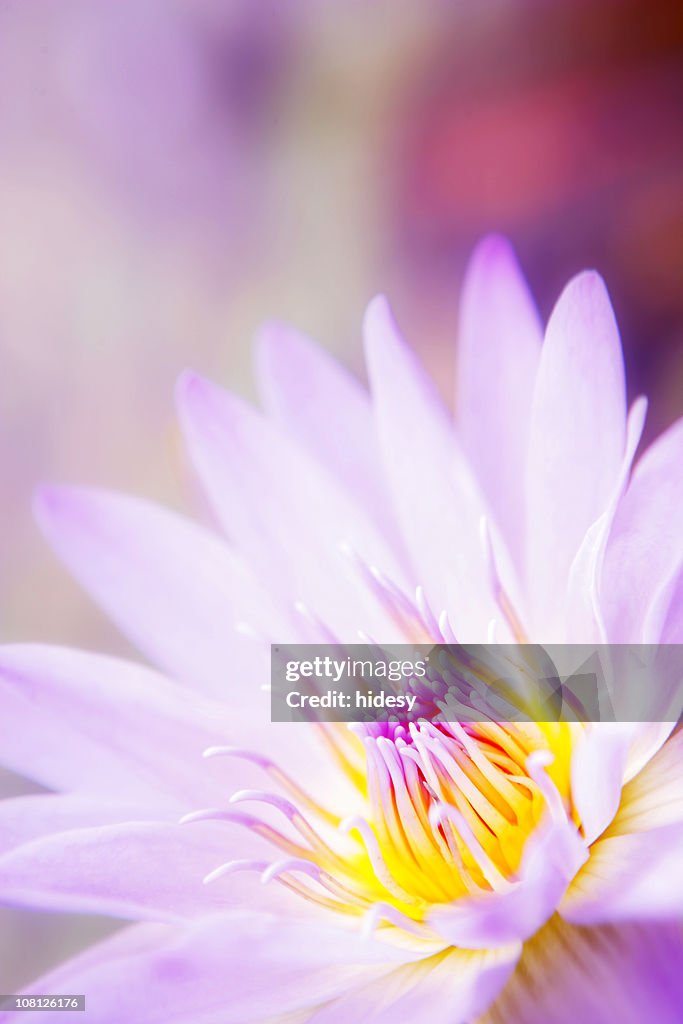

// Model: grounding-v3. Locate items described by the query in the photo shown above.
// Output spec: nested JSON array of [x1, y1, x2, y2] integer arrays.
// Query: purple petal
[[563, 730, 683, 924], [661, 570, 683, 642], [306, 942, 520, 1024], [34, 486, 280, 698], [525, 272, 626, 638], [481, 917, 683, 1023], [0, 644, 352, 827], [9, 911, 430, 1023], [363, 295, 505, 639], [255, 321, 402, 551], [602, 416, 683, 642], [10, 919, 183, 1011], [570, 719, 676, 849], [618, 720, 679, 790], [456, 235, 542, 566], [427, 814, 587, 948], [0, 645, 244, 805], [564, 397, 647, 643], [561, 823, 683, 925], [176, 370, 408, 641], [0, 794, 156, 857], [570, 725, 636, 846], [0, 820, 266, 921]]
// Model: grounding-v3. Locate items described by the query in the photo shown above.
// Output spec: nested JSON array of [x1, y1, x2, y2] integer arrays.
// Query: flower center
[[188, 567, 579, 940], [190, 716, 576, 940]]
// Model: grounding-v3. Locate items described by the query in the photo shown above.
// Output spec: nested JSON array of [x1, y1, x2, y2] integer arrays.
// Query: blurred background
[[1, 0, 683, 991]]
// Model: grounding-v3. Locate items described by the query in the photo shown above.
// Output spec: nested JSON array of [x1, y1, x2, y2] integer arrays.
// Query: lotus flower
[[1, 237, 682, 1022]]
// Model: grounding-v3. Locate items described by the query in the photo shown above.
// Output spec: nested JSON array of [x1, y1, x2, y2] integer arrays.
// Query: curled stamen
[[429, 804, 515, 893], [229, 790, 350, 867], [261, 858, 324, 885], [339, 544, 433, 642], [480, 517, 528, 644], [415, 586, 440, 639], [184, 807, 314, 861], [340, 815, 425, 908], [416, 725, 512, 835], [526, 750, 567, 824], [373, 738, 461, 901], [203, 745, 268, 763], [361, 901, 434, 941], [202, 745, 339, 825], [444, 721, 522, 813], [315, 871, 374, 909], [205, 856, 359, 916], [234, 621, 269, 644], [179, 807, 224, 826], [293, 601, 339, 643], [203, 859, 269, 885], [438, 610, 458, 644]]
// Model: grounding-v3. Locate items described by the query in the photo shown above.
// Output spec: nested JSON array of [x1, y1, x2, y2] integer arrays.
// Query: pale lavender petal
[[602, 416, 683, 642], [34, 486, 281, 698], [426, 814, 587, 948], [481, 917, 683, 1024], [560, 823, 683, 925], [255, 321, 402, 551], [0, 645, 244, 806], [0, 643, 358, 825], [364, 295, 505, 639], [456, 235, 542, 566], [609, 727, 683, 833], [0, 819, 281, 922], [570, 724, 636, 845], [563, 730, 683, 923], [7, 919, 184, 1020], [661, 570, 683, 642], [570, 718, 675, 848], [564, 397, 647, 643], [307, 942, 520, 1024], [525, 272, 627, 638], [618, 724, 683, 819], [8, 911, 430, 1023], [0, 794, 156, 857], [176, 371, 408, 641]]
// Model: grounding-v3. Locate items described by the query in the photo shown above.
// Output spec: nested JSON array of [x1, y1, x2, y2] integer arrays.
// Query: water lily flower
[[1, 237, 682, 1022]]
